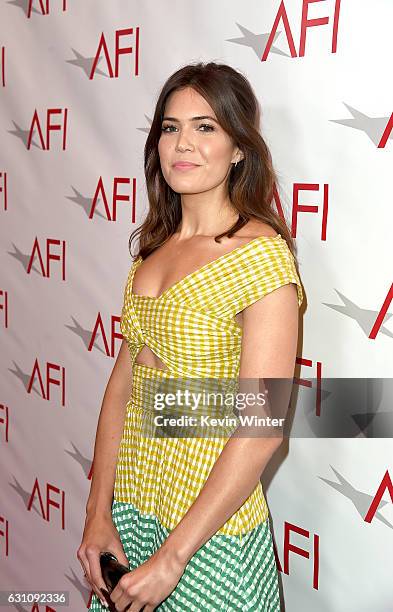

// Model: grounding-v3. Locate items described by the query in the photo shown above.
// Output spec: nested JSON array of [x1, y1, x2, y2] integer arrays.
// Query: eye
[[161, 124, 176, 132], [160, 123, 216, 133], [198, 123, 215, 132]]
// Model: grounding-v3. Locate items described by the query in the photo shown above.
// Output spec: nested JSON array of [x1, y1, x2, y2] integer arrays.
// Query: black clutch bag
[[99, 551, 130, 609]]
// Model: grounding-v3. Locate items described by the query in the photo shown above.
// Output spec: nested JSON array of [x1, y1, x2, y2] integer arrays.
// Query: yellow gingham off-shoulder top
[[114, 233, 304, 538]]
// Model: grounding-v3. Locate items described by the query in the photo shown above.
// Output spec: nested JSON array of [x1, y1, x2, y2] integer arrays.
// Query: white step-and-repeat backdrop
[[1, 1, 392, 610]]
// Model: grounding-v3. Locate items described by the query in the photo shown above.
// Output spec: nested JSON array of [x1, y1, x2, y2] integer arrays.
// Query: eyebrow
[[162, 115, 219, 123]]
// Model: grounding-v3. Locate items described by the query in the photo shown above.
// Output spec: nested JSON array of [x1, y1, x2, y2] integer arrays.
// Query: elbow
[[262, 434, 284, 458], [270, 433, 284, 450], [251, 433, 284, 464]]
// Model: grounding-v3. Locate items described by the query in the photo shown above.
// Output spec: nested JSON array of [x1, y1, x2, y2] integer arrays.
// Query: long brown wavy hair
[[128, 61, 299, 269]]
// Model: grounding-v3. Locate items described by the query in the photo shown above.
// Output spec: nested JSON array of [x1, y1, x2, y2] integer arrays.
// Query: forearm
[[85, 381, 130, 518], [162, 434, 282, 565]]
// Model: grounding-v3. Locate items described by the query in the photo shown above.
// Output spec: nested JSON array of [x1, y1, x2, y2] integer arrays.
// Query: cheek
[[158, 138, 170, 163], [200, 139, 232, 165]]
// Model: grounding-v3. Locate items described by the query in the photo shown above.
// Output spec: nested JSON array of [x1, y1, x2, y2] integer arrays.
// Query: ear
[[232, 148, 244, 164]]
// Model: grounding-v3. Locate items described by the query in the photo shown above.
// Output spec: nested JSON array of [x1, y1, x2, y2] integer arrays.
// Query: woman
[[78, 61, 304, 611]]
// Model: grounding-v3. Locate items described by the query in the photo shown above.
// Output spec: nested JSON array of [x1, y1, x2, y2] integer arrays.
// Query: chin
[[168, 180, 203, 192]]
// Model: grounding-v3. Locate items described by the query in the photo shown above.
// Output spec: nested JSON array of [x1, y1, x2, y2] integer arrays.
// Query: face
[[157, 87, 242, 195]]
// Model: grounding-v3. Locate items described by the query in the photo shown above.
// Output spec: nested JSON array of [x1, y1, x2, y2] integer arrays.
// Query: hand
[[109, 544, 187, 611], [77, 512, 130, 608]]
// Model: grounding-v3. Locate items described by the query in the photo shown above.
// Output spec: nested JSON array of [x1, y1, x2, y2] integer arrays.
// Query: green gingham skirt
[[88, 500, 280, 611]]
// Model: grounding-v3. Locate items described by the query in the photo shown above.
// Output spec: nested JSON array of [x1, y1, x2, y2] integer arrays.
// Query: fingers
[[86, 547, 109, 606], [114, 589, 155, 612], [116, 551, 130, 569], [77, 549, 92, 587], [77, 547, 107, 608], [126, 602, 144, 612]]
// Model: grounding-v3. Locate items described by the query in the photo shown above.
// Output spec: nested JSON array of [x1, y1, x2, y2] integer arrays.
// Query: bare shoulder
[[235, 219, 278, 239]]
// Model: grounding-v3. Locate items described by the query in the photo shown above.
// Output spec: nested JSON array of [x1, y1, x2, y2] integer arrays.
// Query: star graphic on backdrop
[[66, 567, 92, 609], [8, 246, 41, 274], [65, 443, 92, 478], [8, 361, 42, 396], [324, 289, 393, 338], [66, 48, 108, 79], [319, 465, 393, 529], [8, 122, 40, 149], [9, 476, 43, 516], [7, 0, 39, 18], [137, 114, 152, 134], [65, 317, 107, 355], [330, 103, 393, 146], [226, 22, 290, 59], [66, 187, 106, 219]]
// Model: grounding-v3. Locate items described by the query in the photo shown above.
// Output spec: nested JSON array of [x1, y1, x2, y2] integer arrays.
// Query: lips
[[173, 162, 199, 168]]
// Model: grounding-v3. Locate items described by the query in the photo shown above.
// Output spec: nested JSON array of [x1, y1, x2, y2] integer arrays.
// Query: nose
[[175, 127, 195, 152]]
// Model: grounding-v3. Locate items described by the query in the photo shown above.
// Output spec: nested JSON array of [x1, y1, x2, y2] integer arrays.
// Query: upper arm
[[224, 239, 304, 324], [226, 241, 303, 378], [239, 282, 300, 379], [106, 339, 134, 398]]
